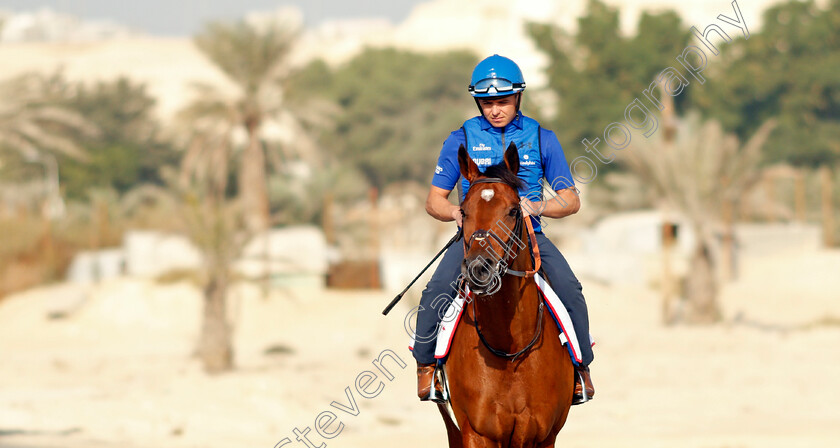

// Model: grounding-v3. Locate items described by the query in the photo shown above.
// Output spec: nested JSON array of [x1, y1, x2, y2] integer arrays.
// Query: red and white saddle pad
[[408, 273, 588, 365]]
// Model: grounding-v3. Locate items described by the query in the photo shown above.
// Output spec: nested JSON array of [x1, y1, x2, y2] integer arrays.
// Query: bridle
[[463, 177, 524, 279], [460, 176, 544, 361], [461, 177, 542, 281]]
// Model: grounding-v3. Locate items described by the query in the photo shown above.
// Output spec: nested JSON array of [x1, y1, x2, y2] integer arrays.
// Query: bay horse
[[436, 143, 575, 447]]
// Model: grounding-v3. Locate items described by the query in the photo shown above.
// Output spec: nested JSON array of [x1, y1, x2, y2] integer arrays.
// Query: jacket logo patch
[[521, 154, 536, 166]]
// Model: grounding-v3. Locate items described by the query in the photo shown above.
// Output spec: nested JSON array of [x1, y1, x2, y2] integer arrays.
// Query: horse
[[435, 142, 575, 448]]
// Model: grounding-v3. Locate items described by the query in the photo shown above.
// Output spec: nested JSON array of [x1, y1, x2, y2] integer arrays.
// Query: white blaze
[[481, 189, 494, 202]]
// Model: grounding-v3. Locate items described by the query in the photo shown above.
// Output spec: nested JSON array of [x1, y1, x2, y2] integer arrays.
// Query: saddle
[[408, 273, 586, 365]]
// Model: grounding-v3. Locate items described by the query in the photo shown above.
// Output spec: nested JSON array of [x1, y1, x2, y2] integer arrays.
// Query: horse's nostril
[[466, 256, 493, 285]]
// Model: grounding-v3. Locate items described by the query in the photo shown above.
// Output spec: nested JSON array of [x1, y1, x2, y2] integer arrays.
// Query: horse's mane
[[477, 162, 525, 192]]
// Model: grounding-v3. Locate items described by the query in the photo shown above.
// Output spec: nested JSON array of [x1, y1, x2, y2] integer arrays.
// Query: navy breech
[[411, 232, 594, 366]]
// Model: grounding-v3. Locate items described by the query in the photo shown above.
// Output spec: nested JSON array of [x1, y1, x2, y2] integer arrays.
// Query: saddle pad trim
[[534, 273, 583, 365], [434, 291, 468, 359], [427, 275, 584, 365]]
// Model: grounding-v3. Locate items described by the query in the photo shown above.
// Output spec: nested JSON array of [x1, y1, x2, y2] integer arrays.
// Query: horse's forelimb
[[436, 402, 463, 448]]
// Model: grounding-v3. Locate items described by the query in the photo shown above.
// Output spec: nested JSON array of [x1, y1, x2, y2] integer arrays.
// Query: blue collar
[[479, 111, 524, 131]]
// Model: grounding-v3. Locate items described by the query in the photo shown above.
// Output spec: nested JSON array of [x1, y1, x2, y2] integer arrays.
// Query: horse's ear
[[504, 142, 519, 175], [458, 144, 480, 182]]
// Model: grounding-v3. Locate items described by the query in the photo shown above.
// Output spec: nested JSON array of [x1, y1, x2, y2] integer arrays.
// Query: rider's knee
[[430, 291, 453, 308]]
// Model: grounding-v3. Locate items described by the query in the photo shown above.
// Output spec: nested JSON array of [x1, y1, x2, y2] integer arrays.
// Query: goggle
[[469, 77, 526, 94]]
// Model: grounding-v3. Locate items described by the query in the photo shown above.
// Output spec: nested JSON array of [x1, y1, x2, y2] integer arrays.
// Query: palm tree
[[181, 184, 247, 374], [176, 83, 238, 203], [122, 164, 248, 373], [0, 72, 97, 169], [171, 98, 248, 373], [0, 72, 97, 220], [0, 72, 96, 160], [193, 16, 300, 232], [625, 101, 777, 324]]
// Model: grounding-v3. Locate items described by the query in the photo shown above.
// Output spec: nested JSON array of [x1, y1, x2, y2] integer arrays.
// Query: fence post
[[820, 166, 835, 247], [795, 168, 807, 223], [764, 172, 776, 222]]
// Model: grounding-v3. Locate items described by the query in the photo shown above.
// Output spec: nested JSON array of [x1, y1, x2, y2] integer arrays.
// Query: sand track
[[1, 247, 839, 447]]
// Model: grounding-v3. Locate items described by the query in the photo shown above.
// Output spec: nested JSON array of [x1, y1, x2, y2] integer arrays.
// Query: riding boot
[[417, 362, 444, 402], [572, 364, 595, 405]]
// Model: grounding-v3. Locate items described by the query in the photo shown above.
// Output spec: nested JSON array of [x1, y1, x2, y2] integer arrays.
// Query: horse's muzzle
[[462, 255, 501, 295]]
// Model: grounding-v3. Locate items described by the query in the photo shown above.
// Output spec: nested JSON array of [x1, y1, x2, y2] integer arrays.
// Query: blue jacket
[[431, 112, 575, 232]]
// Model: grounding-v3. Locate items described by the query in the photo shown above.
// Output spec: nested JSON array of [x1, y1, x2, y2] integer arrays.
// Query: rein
[[473, 297, 544, 362], [507, 213, 541, 278], [461, 176, 545, 361]]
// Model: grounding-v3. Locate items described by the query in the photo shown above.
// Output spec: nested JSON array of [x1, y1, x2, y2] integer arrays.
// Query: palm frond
[[194, 20, 299, 97], [625, 110, 780, 235], [0, 72, 97, 162]]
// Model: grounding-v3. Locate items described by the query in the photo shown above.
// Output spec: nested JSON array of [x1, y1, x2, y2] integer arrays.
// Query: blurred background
[[0, 0, 838, 447]]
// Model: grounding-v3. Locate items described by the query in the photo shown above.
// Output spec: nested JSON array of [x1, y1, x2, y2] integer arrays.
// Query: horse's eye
[[460, 209, 466, 217], [508, 208, 519, 217]]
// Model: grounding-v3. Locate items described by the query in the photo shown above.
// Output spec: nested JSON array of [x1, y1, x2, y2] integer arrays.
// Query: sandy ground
[[1, 245, 839, 448]]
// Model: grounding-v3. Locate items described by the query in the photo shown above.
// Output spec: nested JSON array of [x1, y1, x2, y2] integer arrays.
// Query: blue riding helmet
[[469, 54, 526, 98]]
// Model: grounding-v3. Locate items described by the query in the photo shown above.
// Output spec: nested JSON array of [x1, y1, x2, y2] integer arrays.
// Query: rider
[[413, 54, 595, 405]]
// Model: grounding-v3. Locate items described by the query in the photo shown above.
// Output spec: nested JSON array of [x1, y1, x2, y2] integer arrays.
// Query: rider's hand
[[519, 196, 538, 217], [451, 207, 463, 227]]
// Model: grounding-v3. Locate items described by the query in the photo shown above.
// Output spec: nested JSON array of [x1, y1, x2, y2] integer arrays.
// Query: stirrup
[[571, 369, 591, 405], [427, 364, 450, 404]]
